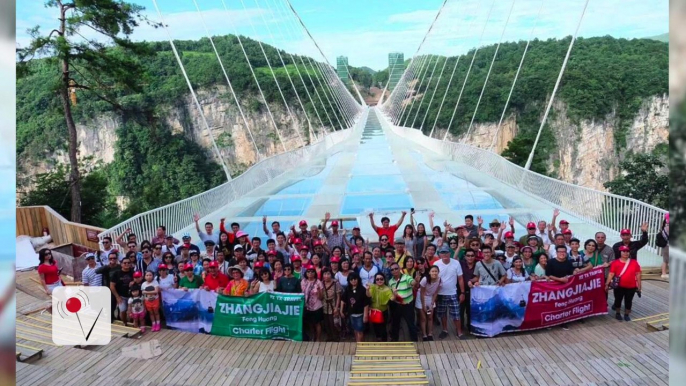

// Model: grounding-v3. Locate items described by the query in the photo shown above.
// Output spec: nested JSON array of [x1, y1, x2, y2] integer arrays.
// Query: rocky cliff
[[443, 95, 669, 191]]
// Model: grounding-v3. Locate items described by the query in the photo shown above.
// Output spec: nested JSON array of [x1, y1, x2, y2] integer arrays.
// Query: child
[[142, 271, 161, 332], [128, 284, 146, 333]]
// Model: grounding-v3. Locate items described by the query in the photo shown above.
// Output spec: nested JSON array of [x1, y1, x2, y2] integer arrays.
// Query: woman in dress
[[321, 268, 341, 342], [302, 267, 325, 341], [418, 265, 441, 341], [414, 223, 428, 260]]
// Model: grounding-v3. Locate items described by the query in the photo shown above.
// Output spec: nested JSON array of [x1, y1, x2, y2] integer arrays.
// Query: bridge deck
[[14, 272, 668, 386]]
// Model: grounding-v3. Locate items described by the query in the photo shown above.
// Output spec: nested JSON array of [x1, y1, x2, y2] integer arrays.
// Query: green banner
[[210, 292, 304, 341]]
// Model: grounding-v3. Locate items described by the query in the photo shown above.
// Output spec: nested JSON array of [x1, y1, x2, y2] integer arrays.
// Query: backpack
[[656, 231, 668, 248]]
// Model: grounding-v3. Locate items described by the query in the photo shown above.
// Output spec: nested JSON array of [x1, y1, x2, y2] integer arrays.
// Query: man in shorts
[[433, 245, 466, 339], [110, 256, 134, 326]]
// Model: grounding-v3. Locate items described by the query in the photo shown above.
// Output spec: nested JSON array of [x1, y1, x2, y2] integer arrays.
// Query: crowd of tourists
[[36, 209, 666, 340]]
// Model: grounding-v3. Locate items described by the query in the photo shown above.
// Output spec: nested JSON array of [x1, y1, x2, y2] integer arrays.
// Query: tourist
[[457, 237, 482, 261], [276, 232, 295, 262], [534, 253, 548, 279], [425, 244, 439, 266], [401, 224, 417, 259], [434, 245, 466, 339], [175, 262, 185, 283], [418, 265, 441, 341], [369, 211, 407, 240], [276, 264, 301, 293], [359, 251, 379, 288], [462, 215, 480, 238], [229, 245, 246, 266], [371, 247, 384, 269], [237, 258, 253, 281], [518, 222, 543, 246], [216, 232, 233, 260], [110, 256, 134, 325], [341, 273, 369, 342], [584, 239, 606, 268], [595, 232, 615, 264], [189, 251, 203, 276], [335, 259, 351, 290], [162, 235, 179, 256], [389, 262, 418, 342], [246, 237, 264, 262], [546, 246, 575, 284], [535, 220, 551, 246], [224, 266, 248, 296], [100, 236, 121, 261], [414, 222, 428, 259], [151, 243, 164, 262], [310, 254, 324, 279], [96, 251, 120, 321], [312, 240, 330, 267], [142, 271, 161, 332], [201, 241, 215, 260], [204, 261, 229, 292], [174, 245, 190, 265], [272, 260, 284, 283], [367, 273, 393, 342], [393, 238, 410, 266], [82, 253, 102, 287], [250, 267, 274, 293], [322, 212, 345, 251], [262, 216, 282, 240], [156, 264, 175, 291], [302, 267, 324, 341], [179, 263, 203, 290], [507, 257, 530, 283], [473, 246, 506, 286], [403, 256, 416, 277], [525, 235, 545, 256], [344, 234, 366, 256], [460, 250, 477, 332], [291, 256, 304, 279], [37, 249, 61, 295], [547, 233, 569, 256], [321, 268, 341, 342], [520, 247, 538, 277], [128, 284, 146, 333], [502, 244, 518, 270], [378, 235, 393, 255], [193, 214, 219, 244], [135, 245, 160, 275], [613, 223, 650, 260], [428, 212, 443, 247], [657, 215, 669, 279], [152, 225, 179, 245], [569, 238, 592, 274], [180, 233, 201, 255], [297, 245, 311, 266], [606, 245, 642, 321]]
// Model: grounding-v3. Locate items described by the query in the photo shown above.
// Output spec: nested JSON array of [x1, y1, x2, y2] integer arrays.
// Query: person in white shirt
[[262, 216, 282, 240], [359, 252, 379, 288], [156, 264, 176, 290], [194, 213, 219, 245], [535, 220, 551, 246], [433, 245, 465, 339]]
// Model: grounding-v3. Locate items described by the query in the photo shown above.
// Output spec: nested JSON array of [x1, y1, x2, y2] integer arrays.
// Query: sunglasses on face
[[391, 268, 399, 271], [122, 262, 130, 265], [155, 247, 161, 250], [381, 238, 388, 241], [376, 278, 384, 282], [103, 241, 110, 244]]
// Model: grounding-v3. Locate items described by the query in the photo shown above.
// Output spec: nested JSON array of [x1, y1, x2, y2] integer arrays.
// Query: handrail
[[99, 108, 368, 244], [376, 108, 667, 261]]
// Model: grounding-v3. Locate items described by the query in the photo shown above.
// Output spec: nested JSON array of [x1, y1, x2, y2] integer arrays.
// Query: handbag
[[369, 287, 385, 323], [610, 259, 631, 289]]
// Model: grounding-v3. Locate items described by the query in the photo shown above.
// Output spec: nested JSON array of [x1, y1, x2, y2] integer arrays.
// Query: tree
[[17, 0, 158, 223], [603, 153, 668, 209]]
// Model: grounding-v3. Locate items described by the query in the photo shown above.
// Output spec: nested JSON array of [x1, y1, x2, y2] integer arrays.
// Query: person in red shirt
[[37, 249, 62, 295], [605, 245, 642, 321], [203, 261, 229, 292], [369, 211, 407, 241]]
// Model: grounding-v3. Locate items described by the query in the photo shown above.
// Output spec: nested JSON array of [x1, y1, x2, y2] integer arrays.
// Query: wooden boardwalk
[[15, 278, 669, 386]]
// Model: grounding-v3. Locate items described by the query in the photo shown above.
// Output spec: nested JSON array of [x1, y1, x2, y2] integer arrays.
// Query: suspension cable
[[218, 0, 286, 152], [190, 0, 260, 160], [411, 54, 442, 128], [419, 55, 448, 132], [429, 0, 482, 138], [270, 0, 337, 132], [524, 0, 590, 170], [238, 0, 304, 146], [463, 0, 517, 142], [150, 0, 232, 181], [489, 0, 545, 151], [396, 54, 430, 125], [442, 0, 496, 141], [402, 54, 435, 127], [254, 0, 315, 142]]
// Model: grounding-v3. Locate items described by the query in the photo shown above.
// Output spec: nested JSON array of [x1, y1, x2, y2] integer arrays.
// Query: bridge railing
[[376, 109, 667, 262], [98, 109, 367, 245]]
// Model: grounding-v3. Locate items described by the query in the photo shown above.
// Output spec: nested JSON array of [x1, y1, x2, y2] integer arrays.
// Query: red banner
[[520, 267, 607, 330], [470, 268, 608, 337]]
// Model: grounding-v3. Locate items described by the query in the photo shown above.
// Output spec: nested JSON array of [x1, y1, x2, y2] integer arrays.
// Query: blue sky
[[16, 0, 668, 70]]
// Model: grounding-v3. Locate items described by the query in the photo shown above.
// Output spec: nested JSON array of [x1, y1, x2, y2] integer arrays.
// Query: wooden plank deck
[[15, 278, 669, 385]]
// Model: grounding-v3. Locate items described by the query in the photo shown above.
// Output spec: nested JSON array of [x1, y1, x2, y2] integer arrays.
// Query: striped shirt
[[82, 266, 103, 287], [389, 274, 414, 304]]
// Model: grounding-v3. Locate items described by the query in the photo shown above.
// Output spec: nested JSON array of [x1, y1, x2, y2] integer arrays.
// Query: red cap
[[184, 263, 194, 271], [291, 256, 302, 262], [526, 222, 536, 229], [208, 261, 218, 268], [562, 229, 572, 235], [133, 271, 143, 278], [303, 263, 314, 270], [560, 220, 569, 225], [294, 238, 302, 244], [313, 240, 322, 247], [620, 229, 631, 236], [254, 261, 264, 268], [266, 250, 277, 256], [504, 231, 514, 238], [619, 245, 630, 252], [299, 220, 307, 227], [331, 220, 339, 227], [158, 264, 168, 270], [330, 256, 341, 263], [181, 243, 190, 249], [300, 245, 309, 251]]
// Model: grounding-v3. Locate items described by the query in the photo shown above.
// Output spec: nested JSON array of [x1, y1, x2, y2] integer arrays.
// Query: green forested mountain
[[388, 36, 668, 172], [17, 35, 352, 227]]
